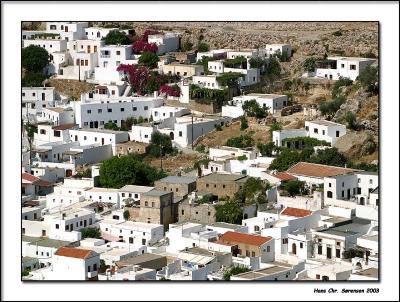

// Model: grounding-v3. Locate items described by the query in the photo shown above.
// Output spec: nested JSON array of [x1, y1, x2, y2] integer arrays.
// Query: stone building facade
[[154, 176, 197, 198], [196, 173, 249, 199], [115, 141, 147, 156], [178, 200, 217, 225]]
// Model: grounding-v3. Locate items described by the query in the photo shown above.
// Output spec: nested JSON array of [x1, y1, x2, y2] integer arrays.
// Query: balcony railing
[[100, 54, 111, 58]]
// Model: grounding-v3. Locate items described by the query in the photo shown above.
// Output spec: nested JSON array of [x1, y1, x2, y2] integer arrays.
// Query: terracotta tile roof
[[275, 172, 297, 181], [286, 162, 356, 178], [55, 247, 96, 259], [52, 123, 77, 131], [22, 173, 53, 187], [281, 207, 312, 218], [218, 231, 272, 247]]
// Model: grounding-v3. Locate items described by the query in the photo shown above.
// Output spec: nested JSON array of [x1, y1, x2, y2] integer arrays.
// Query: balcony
[[87, 271, 98, 279], [100, 54, 111, 58]]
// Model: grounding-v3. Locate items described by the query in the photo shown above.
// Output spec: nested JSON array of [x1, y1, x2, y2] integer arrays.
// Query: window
[[22, 228, 25, 234], [300, 242, 303, 249], [350, 64, 357, 70], [84, 136, 87, 140], [87, 266, 91, 272], [93, 264, 97, 271], [314, 128, 318, 134], [181, 210, 185, 215], [318, 245, 322, 255], [84, 122, 88, 126], [195, 211, 198, 215], [120, 108, 124, 112], [145, 201, 148, 206], [322, 130, 325, 135], [246, 250, 250, 257], [376, 199, 379, 206], [358, 178, 361, 183], [144, 106, 148, 110], [369, 179, 373, 184], [116, 51, 121, 55], [87, 110, 92, 114], [108, 108, 112, 112], [151, 202, 155, 207], [341, 63, 345, 68], [329, 183, 332, 188], [208, 211, 211, 216], [133, 106, 137, 111], [342, 182, 345, 187], [65, 225, 69, 231], [85, 60, 88, 66], [251, 251, 256, 257], [336, 249, 341, 258], [336, 130, 340, 137], [316, 274, 320, 279], [54, 130, 61, 137], [98, 108, 102, 113], [267, 246, 270, 252], [179, 131, 182, 137], [341, 190, 345, 198], [327, 191, 333, 198], [55, 224, 59, 229]]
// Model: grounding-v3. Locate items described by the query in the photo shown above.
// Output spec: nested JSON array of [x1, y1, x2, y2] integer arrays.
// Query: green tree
[[357, 65, 378, 94], [319, 95, 345, 116], [215, 200, 243, 224], [197, 42, 210, 52], [146, 131, 175, 158], [265, 57, 281, 84], [22, 45, 51, 73], [22, 72, 47, 87], [226, 135, 254, 148], [331, 77, 353, 99], [102, 30, 131, 45], [137, 116, 144, 124], [235, 177, 270, 205], [80, 227, 101, 239], [344, 112, 357, 130], [123, 210, 130, 220], [99, 154, 166, 188], [282, 180, 306, 197], [303, 57, 316, 73], [182, 40, 193, 51], [257, 142, 278, 157], [240, 116, 249, 130], [223, 265, 250, 280], [242, 99, 268, 119], [138, 51, 159, 68], [269, 122, 282, 139], [104, 121, 120, 131], [308, 147, 347, 167], [237, 155, 247, 161]]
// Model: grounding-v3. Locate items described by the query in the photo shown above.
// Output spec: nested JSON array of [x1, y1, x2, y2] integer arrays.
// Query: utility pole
[[191, 115, 194, 150], [78, 59, 81, 82]]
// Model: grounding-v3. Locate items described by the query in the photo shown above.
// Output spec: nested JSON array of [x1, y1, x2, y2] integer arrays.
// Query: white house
[[51, 247, 100, 280], [265, 44, 292, 57], [68, 128, 130, 154], [22, 206, 43, 221], [286, 162, 358, 186], [99, 220, 164, 245], [84, 187, 120, 206], [38, 107, 75, 126], [69, 39, 104, 55], [192, 75, 224, 90], [45, 179, 90, 209], [305, 120, 346, 146], [23, 38, 68, 54], [118, 185, 154, 207], [84, 27, 119, 40], [272, 129, 309, 147], [222, 93, 288, 118], [95, 45, 139, 82], [324, 171, 378, 206], [196, 49, 230, 62], [310, 56, 377, 81], [22, 87, 58, 119], [313, 218, 372, 262], [73, 95, 164, 128], [46, 22, 89, 42], [147, 32, 179, 55], [209, 146, 258, 161], [151, 106, 190, 122], [34, 123, 77, 147]]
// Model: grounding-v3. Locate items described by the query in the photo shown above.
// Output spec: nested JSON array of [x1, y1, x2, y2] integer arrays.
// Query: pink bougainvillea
[[159, 84, 181, 97], [117, 64, 151, 95], [132, 29, 160, 54]]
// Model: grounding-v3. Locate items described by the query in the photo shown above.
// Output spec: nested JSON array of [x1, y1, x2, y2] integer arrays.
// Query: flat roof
[[22, 206, 42, 213], [23, 236, 72, 248], [198, 173, 247, 183], [46, 107, 72, 113], [207, 222, 243, 230], [143, 189, 170, 197], [246, 93, 287, 98], [119, 185, 154, 193], [318, 218, 371, 237], [73, 128, 129, 135], [117, 253, 166, 265], [86, 187, 119, 193], [156, 175, 196, 184], [307, 120, 345, 127], [328, 56, 376, 62]]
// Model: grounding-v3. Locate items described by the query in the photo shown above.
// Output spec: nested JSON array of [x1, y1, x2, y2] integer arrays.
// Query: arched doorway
[[169, 132, 174, 140], [292, 243, 297, 255], [66, 169, 72, 177], [360, 197, 365, 205], [243, 213, 248, 219]]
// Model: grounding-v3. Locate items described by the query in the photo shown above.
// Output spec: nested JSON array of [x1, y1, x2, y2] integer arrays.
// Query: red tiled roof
[[22, 173, 53, 187], [218, 231, 272, 247], [287, 162, 356, 178], [52, 123, 77, 131], [55, 247, 96, 259], [275, 172, 297, 181], [281, 207, 312, 218]]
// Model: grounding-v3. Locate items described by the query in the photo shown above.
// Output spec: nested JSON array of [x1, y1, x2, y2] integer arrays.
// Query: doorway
[[360, 197, 365, 205], [292, 243, 297, 255], [327, 247, 332, 259]]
